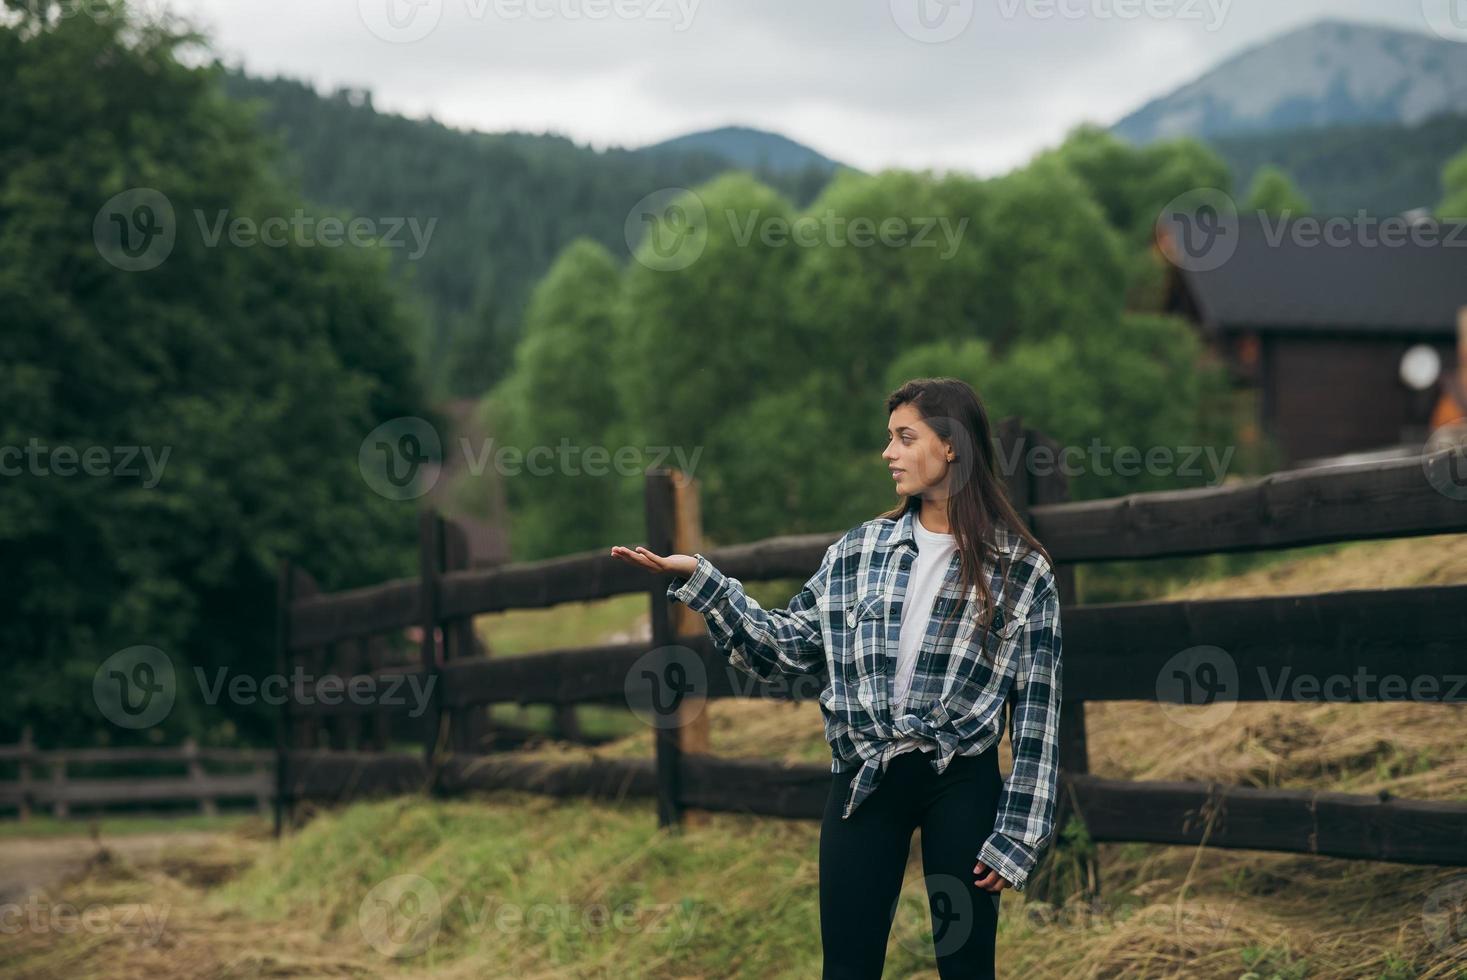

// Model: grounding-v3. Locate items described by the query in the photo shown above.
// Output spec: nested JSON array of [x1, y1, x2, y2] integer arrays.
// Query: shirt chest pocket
[[842, 592, 889, 697], [957, 596, 1026, 652], [845, 592, 886, 631], [840, 592, 888, 674]]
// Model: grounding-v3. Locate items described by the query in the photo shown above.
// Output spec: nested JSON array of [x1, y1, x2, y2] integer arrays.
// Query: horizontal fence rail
[[286, 449, 1467, 649], [284, 579, 1467, 718], [287, 533, 839, 649], [280, 750, 1467, 868], [1030, 448, 1467, 561], [2, 775, 273, 810], [0, 737, 274, 819]]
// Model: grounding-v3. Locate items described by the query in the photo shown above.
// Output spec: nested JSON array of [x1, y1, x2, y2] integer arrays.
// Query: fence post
[[253, 756, 271, 818], [273, 558, 294, 838], [18, 725, 34, 822], [183, 737, 217, 817], [645, 467, 708, 830], [329, 638, 358, 751], [288, 571, 324, 754], [364, 635, 392, 751], [419, 509, 445, 783], [442, 517, 487, 755], [297, 644, 326, 750], [275, 564, 319, 833], [1000, 418, 1097, 900], [670, 468, 709, 826], [50, 757, 67, 819]]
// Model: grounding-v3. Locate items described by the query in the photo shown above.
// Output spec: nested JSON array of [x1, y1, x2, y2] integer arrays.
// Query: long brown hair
[[878, 377, 1052, 655]]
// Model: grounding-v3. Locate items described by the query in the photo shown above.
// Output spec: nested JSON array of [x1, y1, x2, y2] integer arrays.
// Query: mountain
[[1113, 19, 1467, 144], [639, 125, 849, 175]]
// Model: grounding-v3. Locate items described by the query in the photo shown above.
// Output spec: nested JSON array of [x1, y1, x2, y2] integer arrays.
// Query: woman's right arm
[[665, 540, 840, 683]]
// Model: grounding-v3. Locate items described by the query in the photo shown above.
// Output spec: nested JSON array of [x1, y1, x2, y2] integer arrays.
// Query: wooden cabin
[[1158, 214, 1467, 465]]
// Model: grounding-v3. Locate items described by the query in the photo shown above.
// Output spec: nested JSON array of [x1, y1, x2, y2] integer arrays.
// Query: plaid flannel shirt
[[666, 505, 1063, 891]]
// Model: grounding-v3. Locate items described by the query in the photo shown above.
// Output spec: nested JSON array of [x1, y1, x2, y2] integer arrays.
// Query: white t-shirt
[[888, 513, 957, 759]]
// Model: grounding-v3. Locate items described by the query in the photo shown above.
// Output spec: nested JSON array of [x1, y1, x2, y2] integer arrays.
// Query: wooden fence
[[273, 418, 1467, 880], [0, 729, 273, 819]]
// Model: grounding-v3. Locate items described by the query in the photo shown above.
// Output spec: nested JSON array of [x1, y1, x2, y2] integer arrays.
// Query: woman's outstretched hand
[[610, 546, 698, 579]]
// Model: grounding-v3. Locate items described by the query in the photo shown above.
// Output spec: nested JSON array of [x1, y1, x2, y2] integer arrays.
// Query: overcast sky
[[167, 0, 1442, 176]]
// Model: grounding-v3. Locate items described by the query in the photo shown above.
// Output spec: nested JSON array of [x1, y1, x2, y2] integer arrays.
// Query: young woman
[[611, 377, 1063, 979]]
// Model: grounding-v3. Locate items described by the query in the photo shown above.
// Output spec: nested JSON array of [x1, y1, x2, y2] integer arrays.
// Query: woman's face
[[883, 402, 952, 498]]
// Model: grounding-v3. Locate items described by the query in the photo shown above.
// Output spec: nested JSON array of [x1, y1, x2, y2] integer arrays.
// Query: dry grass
[[1164, 532, 1467, 598], [1088, 532, 1467, 799], [2, 831, 387, 979]]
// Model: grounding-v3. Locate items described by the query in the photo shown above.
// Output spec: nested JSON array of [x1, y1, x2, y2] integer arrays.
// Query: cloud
[[170, 0, 1437, 176]]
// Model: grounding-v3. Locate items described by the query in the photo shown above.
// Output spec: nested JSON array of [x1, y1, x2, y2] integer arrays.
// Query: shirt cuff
[[664, 553, 729, 614], [977, 830, 1038, 892]]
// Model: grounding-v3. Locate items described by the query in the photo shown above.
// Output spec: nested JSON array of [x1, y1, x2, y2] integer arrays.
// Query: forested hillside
[[1210, 111, 1467, 216], [221, 72, 843, 398], [222, 65, 1467, 405]]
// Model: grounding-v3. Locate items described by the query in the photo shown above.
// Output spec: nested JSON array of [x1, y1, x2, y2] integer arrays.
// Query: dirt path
[[0, 831, 226, 904]]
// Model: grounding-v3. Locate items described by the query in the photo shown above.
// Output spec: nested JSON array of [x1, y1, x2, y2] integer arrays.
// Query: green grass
[[218, 794, 1123, 979], [217, 794, 839, 978], [475, 592, 648, 658], [0, 811, 262, 840], [484, 702, 643, 742]]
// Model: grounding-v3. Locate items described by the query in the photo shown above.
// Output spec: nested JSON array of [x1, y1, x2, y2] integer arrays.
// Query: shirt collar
[[886, 505, 1019, 556]]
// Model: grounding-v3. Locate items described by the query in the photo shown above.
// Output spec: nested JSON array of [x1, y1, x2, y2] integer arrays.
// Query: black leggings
[[819, 743, 1004, 979]]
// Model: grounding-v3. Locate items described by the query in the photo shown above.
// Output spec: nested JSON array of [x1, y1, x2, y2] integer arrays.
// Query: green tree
[[788, 169, 986, 388], [1037, 125, 1232, 310], [1438, 146, 1467, 218], [494, 144, 1244, 560], [610, 174, 812, 539], [966, 157, 1128, 348], [0, 1, 429, 746], [884, 313, 1234, 503], [699, 371, 880, 541], [1244, 164, 1311, 216], [477, 238, 631, 558], [1040, 126, 1232, 239]]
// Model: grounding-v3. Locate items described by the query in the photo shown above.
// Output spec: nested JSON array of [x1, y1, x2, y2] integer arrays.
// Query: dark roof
[[1159, 214, 1467, 336]]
